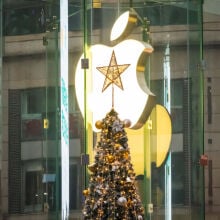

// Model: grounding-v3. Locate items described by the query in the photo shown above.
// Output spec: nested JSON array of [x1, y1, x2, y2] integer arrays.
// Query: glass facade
[[1, 0, 205, 220]]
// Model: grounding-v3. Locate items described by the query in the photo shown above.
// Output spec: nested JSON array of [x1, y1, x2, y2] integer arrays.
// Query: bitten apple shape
[[75, 39, 155, 131]]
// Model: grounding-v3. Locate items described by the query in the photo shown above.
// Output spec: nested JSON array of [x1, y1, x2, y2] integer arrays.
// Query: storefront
[[1, 0, 204, 219]]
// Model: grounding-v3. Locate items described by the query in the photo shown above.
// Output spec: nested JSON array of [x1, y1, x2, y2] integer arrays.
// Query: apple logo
[[75, 10, 155, 131], [75, 10, 172, 174]]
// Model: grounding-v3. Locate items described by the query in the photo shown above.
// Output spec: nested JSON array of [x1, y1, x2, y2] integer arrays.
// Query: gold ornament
[[103, 128, 108, 133], [120, 180, 125, 185], [88, 163, 96, 172], [128, 169, 133, 175], [114, 143, 121, 150], [83, 189, 90, 196], [107, 154, 115, 163], [91, 199, 95, 204], [95, 120, 103, 129], [121, 191, 126, 196], [123, 152, 129, 159], [127, 198, 133, 207], [98, 209, 104, 216], [96, 175, 103, 182], [115, 133, 120, 139]]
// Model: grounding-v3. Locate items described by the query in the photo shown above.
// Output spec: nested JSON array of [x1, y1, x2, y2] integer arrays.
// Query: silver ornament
[[117, 196, 127, 206], [137, 215, 143, 220]]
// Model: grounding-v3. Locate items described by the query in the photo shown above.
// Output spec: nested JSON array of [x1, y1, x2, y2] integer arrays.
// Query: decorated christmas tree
[[82, 50, 145, 219]]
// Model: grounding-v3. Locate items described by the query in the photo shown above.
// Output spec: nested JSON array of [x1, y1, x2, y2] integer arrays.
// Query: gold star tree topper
[[96, 50, 130, 93]]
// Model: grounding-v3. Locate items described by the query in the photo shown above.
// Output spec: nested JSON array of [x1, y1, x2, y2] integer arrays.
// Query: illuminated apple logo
[[75, 10, 156, 131]]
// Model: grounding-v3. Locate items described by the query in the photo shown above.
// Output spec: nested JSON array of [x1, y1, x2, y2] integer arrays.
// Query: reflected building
[[0, 1, 220, 220]]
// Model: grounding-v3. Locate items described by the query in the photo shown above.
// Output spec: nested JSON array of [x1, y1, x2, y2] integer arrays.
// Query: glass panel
[[188, 1, 204, 219], [149, 1, 204, 219], [76, 1, 204, 220], [45, 26, 60, 219], [0, 2, 1, 215]]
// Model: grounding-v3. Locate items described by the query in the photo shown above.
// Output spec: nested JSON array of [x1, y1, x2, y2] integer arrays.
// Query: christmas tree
[[82, 49, 145, 219], [82, 108, 145, 220]]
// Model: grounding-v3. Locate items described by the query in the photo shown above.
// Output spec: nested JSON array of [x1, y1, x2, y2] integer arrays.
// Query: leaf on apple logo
[[110, 9, 138, 44]]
